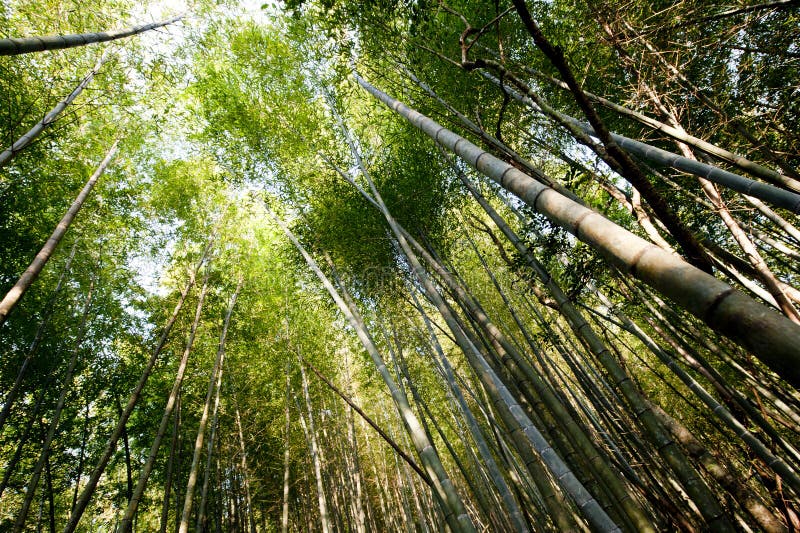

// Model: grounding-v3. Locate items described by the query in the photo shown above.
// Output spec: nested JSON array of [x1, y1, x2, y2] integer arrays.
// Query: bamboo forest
[[1, 0, 800, 531]]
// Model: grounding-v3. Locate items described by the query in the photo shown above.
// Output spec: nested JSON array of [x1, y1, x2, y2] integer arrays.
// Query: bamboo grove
[[0, 0, 799, 531]]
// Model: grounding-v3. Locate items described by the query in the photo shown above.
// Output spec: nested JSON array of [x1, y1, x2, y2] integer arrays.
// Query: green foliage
[[1, 0, 798, 531]]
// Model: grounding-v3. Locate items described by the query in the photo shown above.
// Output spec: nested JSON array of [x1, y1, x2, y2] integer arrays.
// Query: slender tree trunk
[[215, 457, 224, 533], [70, 399, 91, 512], [160, 393, 181, 533], [44, 443, 56, 533], [281, 363, 291, 533], [196, 359, 224, 533], [297, 360, 331, 533], [0, 142, 117, 326], [14, 275, 95, 532], [114, 393, 134, 505], [67, 245, 211, 533], [342, 354, 367, 533], [0, 15, 183, 55], [174, 413, 183, 533], [36, 467, 46, 533], [0, 53, 110, 168], [234, 407, 256, 533], [178, 280, 241, 533], [742, 195, 800, 244]]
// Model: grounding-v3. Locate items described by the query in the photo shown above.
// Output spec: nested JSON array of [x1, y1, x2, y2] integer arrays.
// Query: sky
[[135, 0, 281, 25]]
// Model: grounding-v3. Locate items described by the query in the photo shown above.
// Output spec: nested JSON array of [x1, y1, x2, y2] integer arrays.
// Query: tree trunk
[[178, 280, 241, 533], [44, 440, 56, 533], [0, 15, 183, 55], [67, 245, 211, 533], [196, 358, 224, 533], [355, 73, 800, 389], [297, 360, 331, 533], [342, 354, 367, 533], [160, 392, 181, 533], [0, 142, 117, 327], [0, 54, 110, 168], [70, 399, 91, 512], [114, 393, 134, 506], [281, 363, 291, 533], [234, 407, 256, 533]]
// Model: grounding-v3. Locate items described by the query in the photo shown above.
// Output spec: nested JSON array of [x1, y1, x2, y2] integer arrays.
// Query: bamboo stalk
[[355, 73, 800, 389], [0, 15, 184, 55]]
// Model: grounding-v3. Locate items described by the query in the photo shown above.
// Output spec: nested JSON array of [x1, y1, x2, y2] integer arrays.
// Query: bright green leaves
[[190, 19, 328, 190], [149, 158, 225, 226]]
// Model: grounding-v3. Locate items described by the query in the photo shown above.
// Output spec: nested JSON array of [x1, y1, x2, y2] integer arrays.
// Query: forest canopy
[[0, 0, 799, 531]]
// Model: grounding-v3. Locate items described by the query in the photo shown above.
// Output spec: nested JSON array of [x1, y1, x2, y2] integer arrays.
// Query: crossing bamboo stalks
[[0, 52, 110, 168], [409, 291, 528, 533], [66, 243, 212, 533], [335, 130, 621, 531], [414, 221, 651, 530], [300, 354, 434, 487], [297, 357, 332, 533], [355, 72, 800, 390], [266, 204, 477, 533], [13, 275, 95, 532], [478, 70, 800, 213], [476, 44, 798, 191], [0, 243, 76, 432], [456, 168, 736, 529], [118, 268, 212, 532], [0, 390, 46, 499], [178, 280, 241, 533], [588, 290, 794, 531]]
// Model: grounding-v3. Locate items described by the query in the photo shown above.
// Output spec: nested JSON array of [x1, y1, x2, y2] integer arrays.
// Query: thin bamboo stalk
[[0, 142, 117, 326], [0, 53, 109, 167], [0, 15, 183, 55]]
